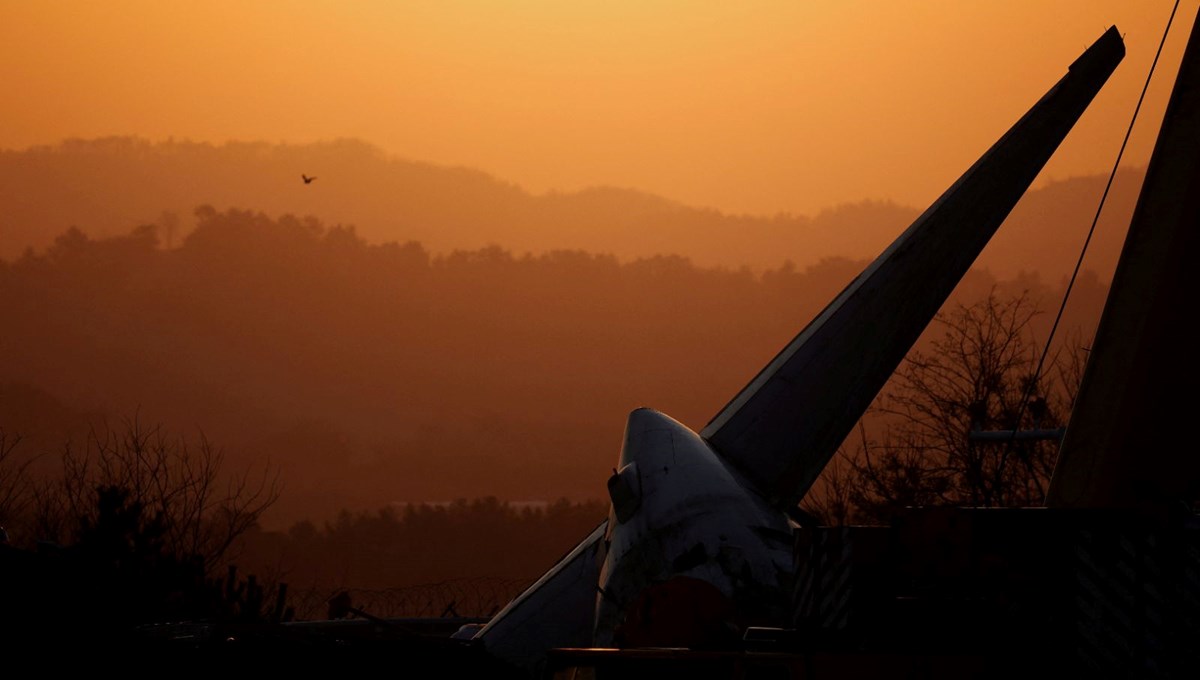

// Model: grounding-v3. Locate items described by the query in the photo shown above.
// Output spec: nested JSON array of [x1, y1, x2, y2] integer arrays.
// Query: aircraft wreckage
[[474, 23, 1133, 676]]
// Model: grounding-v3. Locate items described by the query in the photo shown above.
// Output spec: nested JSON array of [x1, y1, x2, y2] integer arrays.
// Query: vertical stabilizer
[[1047, 14, 1200, 511], [702, 27, 1125, 509]]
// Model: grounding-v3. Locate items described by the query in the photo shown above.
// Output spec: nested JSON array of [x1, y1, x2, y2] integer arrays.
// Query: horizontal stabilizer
[[475, 520, 608, 674], [702, 26, 1125, 509]]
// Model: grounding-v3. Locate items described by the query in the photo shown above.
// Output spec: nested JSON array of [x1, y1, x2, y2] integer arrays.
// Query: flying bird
[[302, 174, 317, 184]]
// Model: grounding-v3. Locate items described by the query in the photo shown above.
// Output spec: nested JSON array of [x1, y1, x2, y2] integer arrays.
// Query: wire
[[1000, 0, 1182, 486]]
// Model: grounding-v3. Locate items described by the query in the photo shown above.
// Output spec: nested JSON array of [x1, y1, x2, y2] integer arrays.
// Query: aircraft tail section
[[701, 27, 1125, 510], [1047, 12, 1200, 510]]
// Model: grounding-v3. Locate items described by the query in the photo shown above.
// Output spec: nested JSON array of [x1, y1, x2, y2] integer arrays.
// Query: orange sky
[[1, 1, 1194, 216]]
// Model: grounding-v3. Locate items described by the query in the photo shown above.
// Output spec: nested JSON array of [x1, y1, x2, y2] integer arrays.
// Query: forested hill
[[0, 137, 1142, 282], [0, 208, 1109, 526]]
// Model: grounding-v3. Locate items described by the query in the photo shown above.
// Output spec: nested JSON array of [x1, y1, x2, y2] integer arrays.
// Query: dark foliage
[[0, 208, 1109, 525], [239, 496, 608, 619], [803, 292, 1086, 524], [0, 485, 285, 654]]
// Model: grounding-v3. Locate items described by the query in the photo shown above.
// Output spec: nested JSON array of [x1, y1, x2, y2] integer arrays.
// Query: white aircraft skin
[[593, 408, 794, 646]]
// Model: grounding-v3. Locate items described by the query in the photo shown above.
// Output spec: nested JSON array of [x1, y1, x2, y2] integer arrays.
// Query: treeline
[[0, 137, 1142, 282], [0, 417, 600, 625], [238, 497, 608, 595], [0, 207, 1110, 525], [0, 419, 289, 648]]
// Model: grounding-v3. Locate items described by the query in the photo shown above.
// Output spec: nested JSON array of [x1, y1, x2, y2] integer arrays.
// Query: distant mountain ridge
[[0, 137, 1142, 281]]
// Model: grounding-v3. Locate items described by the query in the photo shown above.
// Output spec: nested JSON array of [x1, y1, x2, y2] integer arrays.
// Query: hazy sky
[[1, 1, 1194, 216]]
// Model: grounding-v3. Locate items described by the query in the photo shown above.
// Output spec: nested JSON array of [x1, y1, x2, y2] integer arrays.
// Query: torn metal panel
[[594, 409, 794, 648]]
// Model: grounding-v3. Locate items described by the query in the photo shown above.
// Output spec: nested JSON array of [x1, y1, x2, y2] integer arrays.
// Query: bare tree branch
[[28, 417, 281, 573], [818, 290, 1086, 523]]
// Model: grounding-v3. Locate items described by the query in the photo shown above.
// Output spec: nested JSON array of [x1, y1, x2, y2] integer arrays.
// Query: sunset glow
[[4, 4, 1199, 657], [1, 1, 1192, 215]]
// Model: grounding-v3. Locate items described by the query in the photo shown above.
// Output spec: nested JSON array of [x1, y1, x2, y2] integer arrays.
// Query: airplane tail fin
[[701, 27, 1125, 510], [1047, 12, 1200, 510]]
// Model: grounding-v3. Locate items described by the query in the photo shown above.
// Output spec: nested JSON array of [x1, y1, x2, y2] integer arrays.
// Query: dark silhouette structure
[[1046, 7, 1200, 513]]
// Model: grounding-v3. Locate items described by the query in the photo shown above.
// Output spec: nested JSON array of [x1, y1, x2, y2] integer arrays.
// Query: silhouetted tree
[[0, 421, 290, 655], [31, 416, 281, 571], [0, 428, 32, 532], [1, 212, 1107, 526], [233, 497, 609, 619], [805, 291, 1084, 524]]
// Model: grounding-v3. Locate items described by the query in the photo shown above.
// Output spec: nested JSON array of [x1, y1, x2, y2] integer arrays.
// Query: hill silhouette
[[0, 208, 1109, 527], [0, 137, 1142, 282]]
